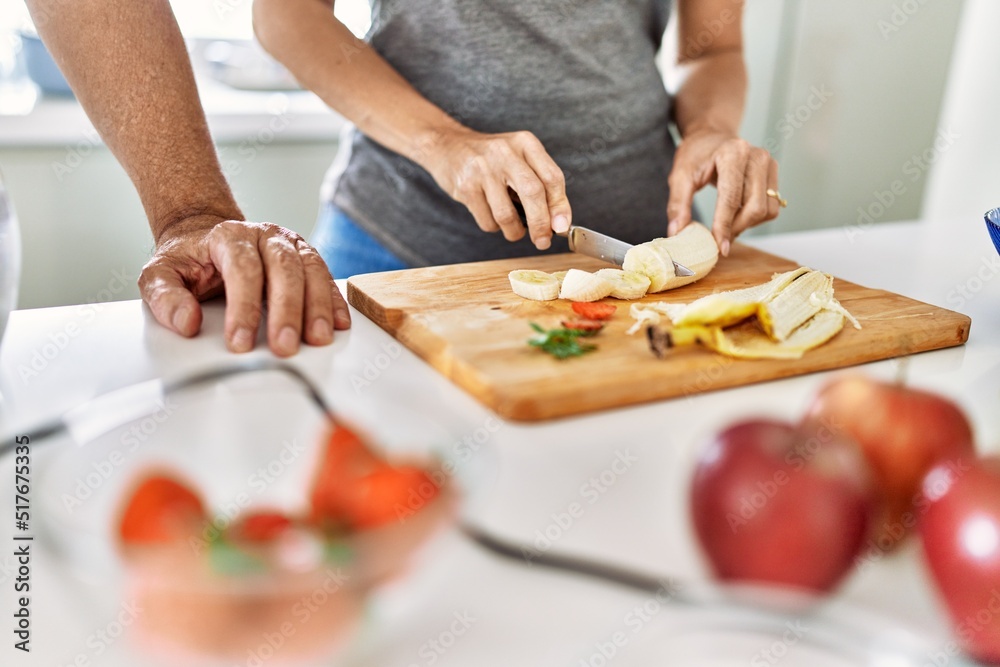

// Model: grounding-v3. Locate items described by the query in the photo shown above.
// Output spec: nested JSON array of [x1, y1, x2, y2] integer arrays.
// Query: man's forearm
[[26, 0, 243, 242]]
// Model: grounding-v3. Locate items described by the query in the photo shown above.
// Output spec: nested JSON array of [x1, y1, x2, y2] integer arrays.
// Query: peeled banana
[[622, 243, 675, 292], [508, 270, 560, 301], [508, 222, 720, 302], [622, 223, 719, 293], [595, 269, 652, 300], [558, 269, 614, 302], [648, 223, 720, 291]]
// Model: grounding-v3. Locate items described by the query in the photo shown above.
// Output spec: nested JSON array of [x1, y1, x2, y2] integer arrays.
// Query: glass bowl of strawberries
[[35, 363, 459, 665]]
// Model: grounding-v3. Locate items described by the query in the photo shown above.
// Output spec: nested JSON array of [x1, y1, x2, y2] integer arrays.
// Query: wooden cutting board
[[347, 244, 971, 421]]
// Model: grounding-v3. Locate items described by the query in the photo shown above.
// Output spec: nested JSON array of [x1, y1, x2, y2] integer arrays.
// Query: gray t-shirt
[[323, 0, 676, 267]]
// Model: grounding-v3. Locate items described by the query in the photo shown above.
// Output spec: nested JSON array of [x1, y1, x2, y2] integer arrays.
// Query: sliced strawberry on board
[[561, 319, 605, 334], [118, 473, 206, 545], [571, 301, 616, 320]]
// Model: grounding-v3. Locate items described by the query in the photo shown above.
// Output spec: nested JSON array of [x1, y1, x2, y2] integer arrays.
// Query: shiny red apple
[[920, 455, 1000, 664], [804, 375, 975, 549], [691, 419, 875, 592]]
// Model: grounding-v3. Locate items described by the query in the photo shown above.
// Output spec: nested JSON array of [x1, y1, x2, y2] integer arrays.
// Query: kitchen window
[[0, 0, 371, 38], [0, 0, 371, 99]]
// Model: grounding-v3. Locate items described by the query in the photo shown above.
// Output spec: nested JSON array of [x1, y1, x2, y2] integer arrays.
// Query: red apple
[[804, 375, 975, 549], [920, 456, 1000, 664], [690, 419, 875, 592]]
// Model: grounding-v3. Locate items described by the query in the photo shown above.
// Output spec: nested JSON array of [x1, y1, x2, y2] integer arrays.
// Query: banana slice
[[595, 269, 651, 300], [624, 223, 719, 293], [509, 225, 718, 303], [508, 270, 560, 301], [559, 269, 614, 302], [650, 223, 720, 291], [623, 243, 675, 292]]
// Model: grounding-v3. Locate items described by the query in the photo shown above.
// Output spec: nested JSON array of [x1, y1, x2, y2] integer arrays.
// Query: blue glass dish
[[986, 208, 1000, 256]]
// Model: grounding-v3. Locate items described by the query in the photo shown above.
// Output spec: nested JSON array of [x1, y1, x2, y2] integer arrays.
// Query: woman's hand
[[666, 130, 780, 256], [139, 215, 350, 357], [422, 128, 573, 250]]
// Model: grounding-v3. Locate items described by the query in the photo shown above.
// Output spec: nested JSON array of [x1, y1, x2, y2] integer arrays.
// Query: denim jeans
[[311, 203, 408, 279]]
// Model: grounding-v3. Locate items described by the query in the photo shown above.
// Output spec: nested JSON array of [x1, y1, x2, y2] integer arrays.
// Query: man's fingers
[[667, 164, 700, 236], [297, 239, 348, 345], [483, 177, 526, 243], [138, 259, 203, 337], [208, 223, 265, 353], [711, 144, 750, 257], [147, 218, 343, 356], [259, 232, 306, 357], [506, 163, 550, 250], [330, 282, 352, 331], [521, 141, 572, 237]]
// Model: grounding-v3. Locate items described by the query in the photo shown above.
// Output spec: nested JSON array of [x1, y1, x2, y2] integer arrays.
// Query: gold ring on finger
[[766, 188, 788, 208]]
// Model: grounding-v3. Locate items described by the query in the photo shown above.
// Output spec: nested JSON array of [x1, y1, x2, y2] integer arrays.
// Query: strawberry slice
[[118, 473, 205, 545], [309, 423, 441, 530], [231, 511, 294, 543], [310, 423, 385, 525], [561, 319, 605, 334], [337, 466, 439, 529], [571, 302, 616, 320]]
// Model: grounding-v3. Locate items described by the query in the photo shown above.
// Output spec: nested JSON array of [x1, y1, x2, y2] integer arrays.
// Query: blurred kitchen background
[[0, 0, 996, 309]]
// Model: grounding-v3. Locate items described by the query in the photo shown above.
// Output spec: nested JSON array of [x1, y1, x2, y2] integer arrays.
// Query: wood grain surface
[[347, 244, 971, 421]]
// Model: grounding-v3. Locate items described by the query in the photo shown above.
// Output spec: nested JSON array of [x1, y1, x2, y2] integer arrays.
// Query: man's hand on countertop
[[138, 215, 351, 357]]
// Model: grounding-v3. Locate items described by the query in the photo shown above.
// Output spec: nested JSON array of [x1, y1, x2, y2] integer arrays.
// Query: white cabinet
[[0, 130, 338, 309]]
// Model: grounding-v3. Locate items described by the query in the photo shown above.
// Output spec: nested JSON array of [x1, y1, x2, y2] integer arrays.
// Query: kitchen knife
[[560, 225, 694, 276]]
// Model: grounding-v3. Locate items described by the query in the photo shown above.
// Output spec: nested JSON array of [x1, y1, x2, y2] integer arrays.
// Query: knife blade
[[561, 225, 694, 276]]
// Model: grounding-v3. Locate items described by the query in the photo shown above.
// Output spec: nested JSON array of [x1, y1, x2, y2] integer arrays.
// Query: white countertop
[[0, 216, 997, 666]]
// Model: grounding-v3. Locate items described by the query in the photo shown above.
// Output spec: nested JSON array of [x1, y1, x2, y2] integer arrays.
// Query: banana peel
[[648, 310, 847, 360], [642, 268, 860, 360]]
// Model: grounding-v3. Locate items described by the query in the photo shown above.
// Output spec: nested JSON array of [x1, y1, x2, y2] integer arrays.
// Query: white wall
[[747, 0, 965, 236], [922, 0, 1000, 224], [666, 0, 965, 237]]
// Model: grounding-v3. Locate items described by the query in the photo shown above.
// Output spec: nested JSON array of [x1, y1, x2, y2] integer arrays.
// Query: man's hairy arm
[[26, 0, 350, 356]]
